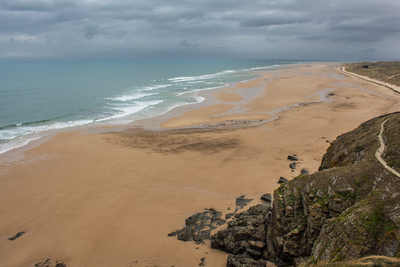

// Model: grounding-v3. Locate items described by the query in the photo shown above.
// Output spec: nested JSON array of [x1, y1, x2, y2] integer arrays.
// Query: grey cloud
[[0, 0, 77, 12], [364, 48, 377, 53], [239, 14, 310, 27], [84, 25, 103, 40], [180, 40, 198, 49], [0, 0, 399, 61]]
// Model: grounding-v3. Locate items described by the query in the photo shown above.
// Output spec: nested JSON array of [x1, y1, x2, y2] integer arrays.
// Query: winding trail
[[375, 118, 400, 178]]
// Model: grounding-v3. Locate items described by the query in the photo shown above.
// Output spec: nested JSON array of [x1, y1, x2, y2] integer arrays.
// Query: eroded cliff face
[[171, 113, 400, 266], [213, 112, 400, 266]]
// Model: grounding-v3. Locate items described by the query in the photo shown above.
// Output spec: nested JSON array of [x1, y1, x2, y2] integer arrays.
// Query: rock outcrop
[[171, 112, 400, 266], [211, 203, 272, 258], [168, 208, 226, 244], [265, 112, 400, 265]]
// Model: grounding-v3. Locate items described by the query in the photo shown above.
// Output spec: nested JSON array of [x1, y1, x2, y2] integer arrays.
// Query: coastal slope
[[209, 112, 400, 266]]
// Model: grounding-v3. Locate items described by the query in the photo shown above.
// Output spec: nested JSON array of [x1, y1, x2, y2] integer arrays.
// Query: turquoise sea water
[[0, 59, 300, 154]]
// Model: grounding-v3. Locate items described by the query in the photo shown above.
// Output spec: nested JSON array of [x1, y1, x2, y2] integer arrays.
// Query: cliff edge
[[210, 112, 400, 266], [170, 112, 400, 266]]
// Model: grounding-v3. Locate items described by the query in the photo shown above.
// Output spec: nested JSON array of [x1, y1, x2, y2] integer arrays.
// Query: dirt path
[[375, 118, 400, 178], [341, 66, 400, 94]]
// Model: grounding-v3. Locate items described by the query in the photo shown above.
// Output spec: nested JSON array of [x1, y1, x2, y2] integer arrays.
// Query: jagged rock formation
[[262, 112, 400, 265], [168, 196, 253, 244], [168, 208, 226, 244], [211, 203, 272, 259]]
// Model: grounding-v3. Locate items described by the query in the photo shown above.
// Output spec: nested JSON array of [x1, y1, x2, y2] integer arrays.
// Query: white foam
[[108, 92, 156, 102], [174, 84, 227, 97], [0, 137, 41, 155], [142, 84, 171, 91], [243, 65, 278, 71], [0, 119, 93, 155], [193, 95, 205, 103], [168, 70, 236, 83], [0, 120, 93, 141], [100, 100, 164, 121]]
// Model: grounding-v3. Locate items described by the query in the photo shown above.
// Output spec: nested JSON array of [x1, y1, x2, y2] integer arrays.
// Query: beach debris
[[278, 177, 288, 184], [8, 231, 26, 241], [261, 193, 272, 203], [287, 155, 299, 161], [168, 208, 226, 244]]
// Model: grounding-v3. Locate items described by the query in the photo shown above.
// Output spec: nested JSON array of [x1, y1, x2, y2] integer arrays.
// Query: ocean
[[0, 59, 300, 154]]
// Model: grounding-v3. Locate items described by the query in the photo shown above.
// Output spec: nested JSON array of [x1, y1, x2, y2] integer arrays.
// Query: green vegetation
[[343, 61, 400, 87], [317, 255, 400, 266], [381, 115, 400, 173], [361, 203, 385, 239]]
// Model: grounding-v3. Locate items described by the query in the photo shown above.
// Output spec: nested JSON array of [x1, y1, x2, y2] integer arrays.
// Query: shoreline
[[1, 63, 400, 266], [0, 63, 294, 160]]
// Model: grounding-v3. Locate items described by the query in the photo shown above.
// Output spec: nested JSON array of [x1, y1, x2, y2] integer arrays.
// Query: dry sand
[[1, 63, 399, 267]]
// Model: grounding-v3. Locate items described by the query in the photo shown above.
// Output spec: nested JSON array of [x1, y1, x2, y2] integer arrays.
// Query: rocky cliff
[[171, 112, 400, 266]]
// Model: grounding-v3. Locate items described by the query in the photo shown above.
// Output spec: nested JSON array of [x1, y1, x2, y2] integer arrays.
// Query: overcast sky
[[1, 0, 399, 61]]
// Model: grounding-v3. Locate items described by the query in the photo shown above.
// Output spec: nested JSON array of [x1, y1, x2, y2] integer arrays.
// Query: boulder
[[168, 208, 226, 243], [300, 169, 309, 175], [278, 177, 288, 184], [261, 193, 272, 203]]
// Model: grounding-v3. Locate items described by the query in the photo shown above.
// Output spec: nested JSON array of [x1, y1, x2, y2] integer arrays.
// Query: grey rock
[[227, 254, 266, 267], [34, 259, 67, 267], [261, 193, 272, 203], [168, 208, 226, 242], [235, 195, 253, 211], [211, 203, 271, 259], [199, 257, 206, 266], [300, 169, 309, 175], [225, 213, 235, 219], [8, 231, 25, 241], [278, 177, 288, 184]]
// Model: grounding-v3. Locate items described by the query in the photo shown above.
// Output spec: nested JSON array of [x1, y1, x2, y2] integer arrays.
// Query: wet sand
[[1, 63, 399, 267]]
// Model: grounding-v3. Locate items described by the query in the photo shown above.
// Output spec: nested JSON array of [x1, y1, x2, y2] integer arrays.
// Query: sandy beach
[[1, 63, 400, 267]]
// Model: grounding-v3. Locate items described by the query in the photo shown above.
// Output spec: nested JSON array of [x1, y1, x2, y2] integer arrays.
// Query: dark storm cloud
[[0, 0, 399, 60]]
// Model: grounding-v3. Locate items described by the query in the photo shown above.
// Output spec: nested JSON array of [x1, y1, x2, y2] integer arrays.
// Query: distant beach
[[1, 63, 400, 266], [0, 59, 293, 155]]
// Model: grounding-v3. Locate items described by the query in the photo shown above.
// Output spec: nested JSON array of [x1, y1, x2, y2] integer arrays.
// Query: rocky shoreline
[[169, 112, 400, 266]]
